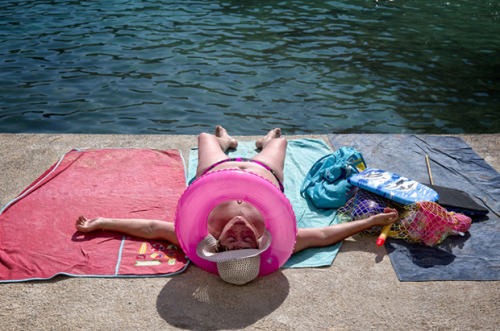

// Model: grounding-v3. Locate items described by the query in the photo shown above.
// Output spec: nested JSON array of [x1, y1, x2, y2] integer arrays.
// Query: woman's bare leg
[[251, 128, 287, 183], [196, 126, 238, 178]]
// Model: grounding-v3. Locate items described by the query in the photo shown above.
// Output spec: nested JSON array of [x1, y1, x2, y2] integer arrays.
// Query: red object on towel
[[0, 149, 188, 282]]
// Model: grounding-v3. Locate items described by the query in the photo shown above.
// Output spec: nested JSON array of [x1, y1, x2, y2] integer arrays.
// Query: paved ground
[[0, 133, 498, 330]]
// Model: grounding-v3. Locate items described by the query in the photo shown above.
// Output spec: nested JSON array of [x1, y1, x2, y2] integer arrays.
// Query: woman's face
[[207, 200, 265, 251], [217, 216, 259, 251]]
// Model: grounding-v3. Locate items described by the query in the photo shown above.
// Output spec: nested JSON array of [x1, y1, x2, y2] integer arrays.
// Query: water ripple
[[0, 0, 498, 134]]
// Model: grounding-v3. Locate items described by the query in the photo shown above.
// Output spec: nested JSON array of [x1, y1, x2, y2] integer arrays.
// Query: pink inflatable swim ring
[[175, 169, 297, 276]]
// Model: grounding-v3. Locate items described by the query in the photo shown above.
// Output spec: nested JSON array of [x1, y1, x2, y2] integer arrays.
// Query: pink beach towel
[[0, 148, 188, 282]]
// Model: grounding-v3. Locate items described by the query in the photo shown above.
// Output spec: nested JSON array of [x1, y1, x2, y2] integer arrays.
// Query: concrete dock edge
[[0, 133, 498, 330]]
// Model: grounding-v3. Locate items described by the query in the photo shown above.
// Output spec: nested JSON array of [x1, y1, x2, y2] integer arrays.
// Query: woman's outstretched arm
[[293, 208, 398, 254], [75, 216, 179, 246]]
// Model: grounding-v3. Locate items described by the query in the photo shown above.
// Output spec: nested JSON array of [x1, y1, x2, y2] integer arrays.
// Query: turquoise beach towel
[[188, 138, 342, 268]]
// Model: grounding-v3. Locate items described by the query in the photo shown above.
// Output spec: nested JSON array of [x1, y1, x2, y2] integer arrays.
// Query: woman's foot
[[256, 128, 282, 150], [215, 125, 238, 150]]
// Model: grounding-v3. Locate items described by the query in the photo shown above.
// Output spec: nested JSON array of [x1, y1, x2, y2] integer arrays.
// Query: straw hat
[[196, 229, 272, 285]]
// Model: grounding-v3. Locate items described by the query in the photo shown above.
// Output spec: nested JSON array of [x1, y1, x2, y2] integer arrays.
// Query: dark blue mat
[[328, 134, 500, 281]]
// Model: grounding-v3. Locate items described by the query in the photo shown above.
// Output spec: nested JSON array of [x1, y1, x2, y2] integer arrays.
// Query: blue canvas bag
[[300, 147, 366, 209]]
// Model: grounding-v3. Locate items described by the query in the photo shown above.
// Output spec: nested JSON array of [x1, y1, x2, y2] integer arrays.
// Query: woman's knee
[[197, 132, 212, 142], [273, 136, 287, 150]]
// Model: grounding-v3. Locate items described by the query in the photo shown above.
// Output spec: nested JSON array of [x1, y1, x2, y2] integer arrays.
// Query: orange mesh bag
[[394, 201, 472, 246]]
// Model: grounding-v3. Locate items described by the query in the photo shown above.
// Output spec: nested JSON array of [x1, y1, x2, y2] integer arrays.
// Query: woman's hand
[[75, 215, 103, 233], [369, 208, 399, 227]]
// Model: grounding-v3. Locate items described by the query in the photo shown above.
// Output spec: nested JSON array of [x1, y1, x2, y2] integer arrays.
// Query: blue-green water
[[0, 0, 498, 135]]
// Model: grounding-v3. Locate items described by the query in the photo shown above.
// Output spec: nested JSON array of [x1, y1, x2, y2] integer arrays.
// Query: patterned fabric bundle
[[351, 189, 387, 220], [338, 189, 388, 236]]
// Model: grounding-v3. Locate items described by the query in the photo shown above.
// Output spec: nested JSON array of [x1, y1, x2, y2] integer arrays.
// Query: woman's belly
[[206, 161, 281, 190]]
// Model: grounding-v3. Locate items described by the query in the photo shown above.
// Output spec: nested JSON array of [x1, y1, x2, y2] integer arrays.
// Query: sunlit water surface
[[1, 0, 498, 135]]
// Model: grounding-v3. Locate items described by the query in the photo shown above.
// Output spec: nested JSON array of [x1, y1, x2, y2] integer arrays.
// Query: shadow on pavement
[[156, 267, 289, 330]]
